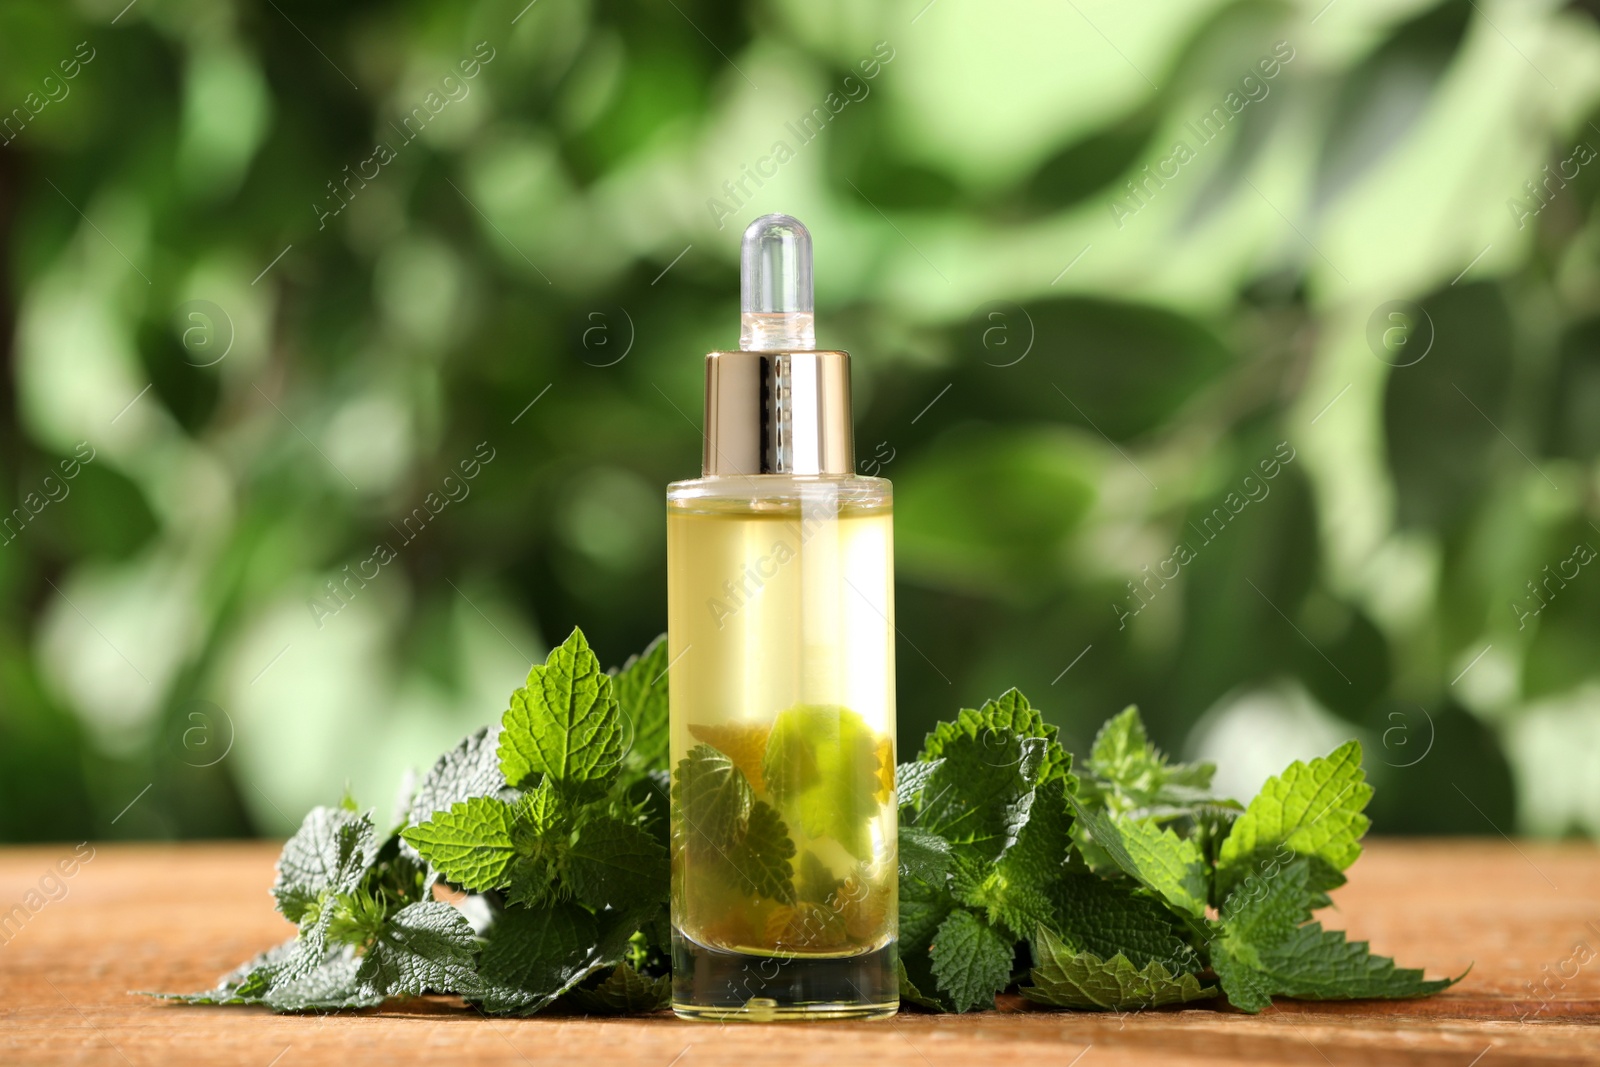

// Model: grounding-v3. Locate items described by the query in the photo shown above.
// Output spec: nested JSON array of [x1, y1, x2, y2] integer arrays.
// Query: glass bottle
[[666, 214, 898, 1021]]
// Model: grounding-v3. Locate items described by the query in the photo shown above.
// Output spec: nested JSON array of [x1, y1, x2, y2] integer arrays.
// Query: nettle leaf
[[406, 726, 509, 835], [1047, 870, 1199, 973], [476, 904, 600, 1014], [264, 945, 383, 1012], [501, 781, 582, 908], [954, 865, 1052, 946], [358, 901, 480, 998], [1089, 706, 1193, 787], [928, 909, 1014, 1013], [564, 962, 672, 1014], [1078, 706, 1226, 821], [402, 727, 512, 877], [763, 704, 885, 862], [1215, 740, 1372, 906], [611, 634, 671, 779], [499, 628, 623, 796], [1211, 859, 1457, 1013], [505, 859, 566, 909], [673, 744, 754, 856], [896, 759, 940, 807], [900, 874, 956, 952], [672, 744, 796, 904], [920, 688, 1074, 788], [969, 776, 1074, 936], [476, 903, 641, 1015], [898, 825, 953, 885], [795, 850, 843, 903], [519, 776, 571, 834], [402, 796, 520, 892], [916, 729, 1042, 864], [566, 815, 669, 911], [1068, 797, 1208, 919], [1021, 927, 1216, 1011], [688, 722, 774, 793], [273, 807, 379, 924], [733, 800, 796, 904]]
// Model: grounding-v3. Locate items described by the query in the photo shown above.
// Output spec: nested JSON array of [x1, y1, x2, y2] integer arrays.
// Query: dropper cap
[[740, 214, 815, 351], [702, 214, 853, 477]]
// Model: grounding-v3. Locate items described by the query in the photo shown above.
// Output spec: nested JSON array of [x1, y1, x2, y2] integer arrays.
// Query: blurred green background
[[4, 0, 1600, 843]]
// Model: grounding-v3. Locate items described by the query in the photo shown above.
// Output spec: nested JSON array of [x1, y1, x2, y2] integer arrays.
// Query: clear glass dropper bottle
[[666, 214, 898, 1021]]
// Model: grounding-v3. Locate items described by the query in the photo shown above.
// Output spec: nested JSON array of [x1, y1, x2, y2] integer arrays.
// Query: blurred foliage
[[3, 0, 1600, 843]]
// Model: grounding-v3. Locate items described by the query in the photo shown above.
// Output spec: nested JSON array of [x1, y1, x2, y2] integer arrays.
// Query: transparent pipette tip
[[740, 213, 815, 351]]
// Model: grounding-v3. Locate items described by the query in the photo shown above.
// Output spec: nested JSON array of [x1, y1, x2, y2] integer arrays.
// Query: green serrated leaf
[[1021, 927, 1216, 1010], [795, 850, 844, 903], [1078, 706, 1224, 821], [402, 796, 520, 892], [938, 855, 994, 914], [763, 704, 886, 862], [673, 744, 754, 858], [357, 901, 480, 998], [1090, 706, 1163, 784], [920, 688, 1074, 788], [566, 815, 669, 910], [672, 744, 795, 904], [1215, 740, 1372, 906], [731, 800, 796, 904], [521, 776, 572, 833], [952, 859, 1051, 946], [475, 903, 641, 1015], [1046, 870, 1199, 973], [900, 872, 956, 952], [1068, 797, 1207, 919], [968, 776, 1073, 936], [898, 825, 953, 886], [264, 945, 383, 1012], [1211, 859, 1457, 1013], [273, 807, 379, 924], [499, 628, 623, 795], [928, 909, 1013, 1013], [405, 726, 509, 840], [916, 729, 1042, 864], [896, 759, 940, 808], [611, 635, 671, 779], [1072, 834, 1118, 876], [564, 962, 672, 1014]]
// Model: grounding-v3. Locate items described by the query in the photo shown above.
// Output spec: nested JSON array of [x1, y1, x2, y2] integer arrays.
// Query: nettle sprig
[[156, 628, 1461, 1015], [159, 629, 674, 1014], [897, 701, 1461, 1013], [158, 803, 480, 1011]]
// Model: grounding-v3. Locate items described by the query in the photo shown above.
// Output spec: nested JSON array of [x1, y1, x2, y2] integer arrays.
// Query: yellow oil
[[666, 484, 896, 961]]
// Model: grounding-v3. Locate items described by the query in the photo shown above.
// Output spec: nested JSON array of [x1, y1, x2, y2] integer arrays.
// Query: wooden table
[[1, 840, 1596, 1065]]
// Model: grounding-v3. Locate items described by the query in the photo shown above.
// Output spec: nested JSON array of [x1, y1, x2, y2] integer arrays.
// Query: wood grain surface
[[0, 839, 1597, 1065]]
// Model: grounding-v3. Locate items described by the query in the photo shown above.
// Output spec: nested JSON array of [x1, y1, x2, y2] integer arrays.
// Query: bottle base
[[671, 931, 899, 1022], [670, 1000, 899, 1022]]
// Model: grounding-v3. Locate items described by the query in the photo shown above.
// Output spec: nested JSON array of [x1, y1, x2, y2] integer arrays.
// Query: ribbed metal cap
[[702, 348, 854, 476]]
